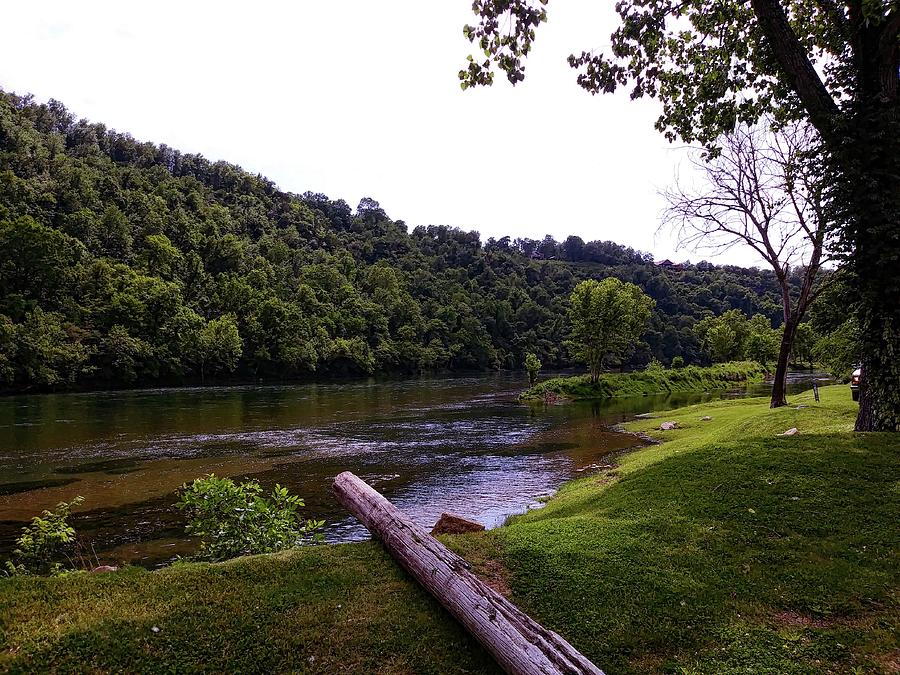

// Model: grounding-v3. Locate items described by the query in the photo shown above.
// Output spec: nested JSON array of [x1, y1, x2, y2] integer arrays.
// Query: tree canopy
[[461, 0, 898, 144], [568, 278, 655, 382], [0, 89, 809, 391]]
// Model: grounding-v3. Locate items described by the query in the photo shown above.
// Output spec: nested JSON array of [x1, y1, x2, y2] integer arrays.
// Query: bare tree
[[664, 122, 831, 408]]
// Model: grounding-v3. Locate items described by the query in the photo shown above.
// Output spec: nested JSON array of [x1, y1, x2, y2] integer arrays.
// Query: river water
[[0, 372, 826, 567]]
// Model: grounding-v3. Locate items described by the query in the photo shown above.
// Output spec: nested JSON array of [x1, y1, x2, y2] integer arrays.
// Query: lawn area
[[1, 385, 898, 673], [496, 385, 900, 673]]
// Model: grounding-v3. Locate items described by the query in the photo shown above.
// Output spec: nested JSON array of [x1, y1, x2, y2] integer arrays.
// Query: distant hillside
[[0, 89, 791, 390]]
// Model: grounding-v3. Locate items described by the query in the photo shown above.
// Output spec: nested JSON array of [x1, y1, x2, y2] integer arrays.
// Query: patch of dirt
[[596, 470, 620, 486], [872, 649, 900, 674], [431, 513, 485, 536], [628, 652, 666, 673], [474, 556, 512, 598], [771, 611, 835, 629]]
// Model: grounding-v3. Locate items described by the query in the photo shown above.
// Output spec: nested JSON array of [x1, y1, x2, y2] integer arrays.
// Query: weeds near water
[[4, 496, 84, 576], [176, 475, 324, 562]]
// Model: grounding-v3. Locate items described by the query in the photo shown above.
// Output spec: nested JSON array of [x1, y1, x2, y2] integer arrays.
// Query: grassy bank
[[495, 384, 899, 673], [1, 386, 898, 673], [520, 361, 765, 401]]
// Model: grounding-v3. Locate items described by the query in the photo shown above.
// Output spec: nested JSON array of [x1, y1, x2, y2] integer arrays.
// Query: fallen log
[[332, 471, 604, 675]]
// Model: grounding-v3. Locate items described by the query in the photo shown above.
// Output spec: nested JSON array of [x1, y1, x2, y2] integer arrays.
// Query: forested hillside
[[0, 90, 793, 390]]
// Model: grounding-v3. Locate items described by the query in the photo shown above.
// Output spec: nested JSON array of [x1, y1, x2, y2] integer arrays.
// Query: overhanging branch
[[750, 0, 840, 136]]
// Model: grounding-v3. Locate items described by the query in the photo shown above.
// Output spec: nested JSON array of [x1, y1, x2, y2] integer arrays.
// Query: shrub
[[176, 475, 324, 562], [4, 496, 84, 576], [524, 352, 542, 385], [671, 356, 685, 369], [644, 358, 665, 374]]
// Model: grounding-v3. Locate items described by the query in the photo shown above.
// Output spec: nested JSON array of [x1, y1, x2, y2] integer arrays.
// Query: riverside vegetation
[[520, 361, 765, 401], [1, 385, 897, 673], [3, 476, 324, 576], [0, 89, 837, 392]]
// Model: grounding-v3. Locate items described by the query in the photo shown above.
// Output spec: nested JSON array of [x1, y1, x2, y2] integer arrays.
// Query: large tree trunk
[[832, 18, 900, 431], [854, 279, 900, 431], [770, 317, 796, 408], [841, 103, 900, 431], [332, 471, 604, 675]]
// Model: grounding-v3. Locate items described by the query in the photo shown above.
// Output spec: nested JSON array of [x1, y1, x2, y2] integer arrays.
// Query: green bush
[[524, 352, 542, 385], [671, 356, 685, 369], [4, 496, 84, 576], [176, 475, 324, 562]]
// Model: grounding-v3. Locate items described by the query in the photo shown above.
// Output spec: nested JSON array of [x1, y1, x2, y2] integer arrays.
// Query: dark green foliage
[[4, 497, 84, 576], [0, 90, 795, 390], [814, 320, 858, 381], [809, 269, 860, 380], [568, 278, 654, 382], [695, 310, 780, 367], [176, 475, 324, 562], [524, 352, 541, 385], [826, 103, 900, 430], [790, 322, 817, 367]]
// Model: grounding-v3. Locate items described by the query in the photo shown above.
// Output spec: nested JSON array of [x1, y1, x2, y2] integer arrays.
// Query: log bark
[[332, 471, 604, 675]]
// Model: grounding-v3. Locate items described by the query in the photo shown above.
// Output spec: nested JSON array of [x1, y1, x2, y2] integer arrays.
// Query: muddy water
[[0, 373, 825, 567]]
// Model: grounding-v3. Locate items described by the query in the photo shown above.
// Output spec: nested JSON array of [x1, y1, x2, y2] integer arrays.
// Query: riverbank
[[1, 385, 898, 673], [520, 361, 765, 401]]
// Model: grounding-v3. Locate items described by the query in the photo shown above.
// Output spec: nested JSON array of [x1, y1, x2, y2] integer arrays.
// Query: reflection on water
[[0, 372, 827, 567]]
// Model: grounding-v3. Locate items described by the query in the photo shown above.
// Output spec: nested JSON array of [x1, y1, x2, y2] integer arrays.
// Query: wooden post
[[332, 471, 604, 675]]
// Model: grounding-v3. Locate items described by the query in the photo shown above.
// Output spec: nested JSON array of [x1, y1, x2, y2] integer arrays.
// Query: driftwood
[[332, 471, 604, 675]]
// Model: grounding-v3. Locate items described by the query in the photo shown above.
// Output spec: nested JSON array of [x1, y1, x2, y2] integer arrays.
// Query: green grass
[[0, 543, 500, 674], [496, 385, 900, 673], [1, 385, 897, 673], [520, 361, 765, 401]]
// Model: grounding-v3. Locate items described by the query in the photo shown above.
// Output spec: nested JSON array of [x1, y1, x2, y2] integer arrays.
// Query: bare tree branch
[[663, 120, 835, 407]]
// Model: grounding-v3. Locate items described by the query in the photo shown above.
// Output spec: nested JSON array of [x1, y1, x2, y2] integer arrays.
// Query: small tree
[[197, 314, 243, 383], [176, 475, 323, 562], [524, 352, 541, 385], [5, 496, 84, 576], [568, 278, 654, 383], [746, 331, 779, 370], [706, 323, 737, 364], [791, 323, 818, 368], [696, 310, 751, 362]]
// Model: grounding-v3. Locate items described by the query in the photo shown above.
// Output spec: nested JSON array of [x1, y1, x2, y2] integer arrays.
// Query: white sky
[[1, 0, 764, 267]]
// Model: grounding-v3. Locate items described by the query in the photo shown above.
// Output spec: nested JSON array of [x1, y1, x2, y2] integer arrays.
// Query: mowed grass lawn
[[1, 385, 897, 673]]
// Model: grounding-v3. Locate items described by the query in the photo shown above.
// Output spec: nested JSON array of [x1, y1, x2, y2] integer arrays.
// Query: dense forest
[[0, 89, 798, 390]]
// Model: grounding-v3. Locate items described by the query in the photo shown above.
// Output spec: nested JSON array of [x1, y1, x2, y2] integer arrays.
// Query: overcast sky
[[2, 0, 764, 267]]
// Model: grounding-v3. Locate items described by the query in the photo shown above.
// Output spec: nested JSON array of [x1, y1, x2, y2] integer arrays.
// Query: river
[[0, 372, 827, 567]]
